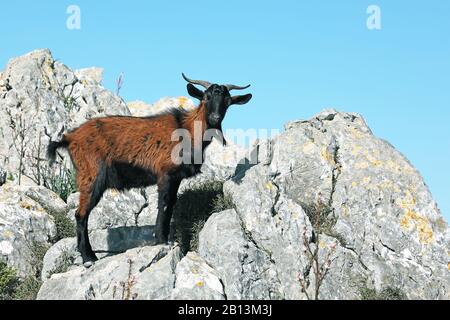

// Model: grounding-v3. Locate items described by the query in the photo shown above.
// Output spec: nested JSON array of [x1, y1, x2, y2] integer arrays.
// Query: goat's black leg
[[76, 165, 107, 266], [155, 174, 181, 244], [75, 209, 97, 266]]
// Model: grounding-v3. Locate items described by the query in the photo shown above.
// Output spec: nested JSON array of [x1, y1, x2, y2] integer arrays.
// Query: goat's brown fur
[[64, 102, 207, 219]]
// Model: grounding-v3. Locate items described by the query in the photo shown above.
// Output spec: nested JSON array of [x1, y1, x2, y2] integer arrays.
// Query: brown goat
[[47, 74, 252, 266]]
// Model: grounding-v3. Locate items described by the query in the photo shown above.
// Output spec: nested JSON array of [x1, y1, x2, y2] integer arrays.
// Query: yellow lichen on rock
[[2, 230, 13, 238], [196, 281, 204, 288], [350, 127, 365, 139], [19, 200, 33, 210], [321, 147, 334, 165], [400, 210, 433, 245], [351, 145, 363, 156], [265, 182, 274, 190]]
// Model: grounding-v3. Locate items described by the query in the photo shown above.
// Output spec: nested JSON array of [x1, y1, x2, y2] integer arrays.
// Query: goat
[[47, 73, 252, 266]]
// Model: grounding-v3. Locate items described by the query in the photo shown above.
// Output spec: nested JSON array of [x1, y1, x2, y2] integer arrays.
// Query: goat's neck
[[182, 101, 208, 151]]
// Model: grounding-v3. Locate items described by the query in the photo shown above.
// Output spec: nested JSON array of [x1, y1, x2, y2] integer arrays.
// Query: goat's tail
[[47, 136, 69, 165]]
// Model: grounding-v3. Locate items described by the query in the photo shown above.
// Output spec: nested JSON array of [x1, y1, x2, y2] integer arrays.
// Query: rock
[[171, 252, 225, 300], [198, 209, 285, 299], [74, 67, 103, 86], [127, 97, 195, 117], [37, 245, 182, 300], [0, 183, 57, 276], [66, 187, 159, 231], [41, 237, 78, 281], [214, 109, 450, 300], [0, 49, 130, 183]]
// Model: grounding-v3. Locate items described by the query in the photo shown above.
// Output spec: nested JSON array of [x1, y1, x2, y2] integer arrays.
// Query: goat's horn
[[225, 84, 251, 91], [182, 73, 212, 89]]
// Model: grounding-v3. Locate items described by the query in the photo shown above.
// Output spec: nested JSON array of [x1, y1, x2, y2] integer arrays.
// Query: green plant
[[173, 181, 229, 253], [51, 212, 76, 241], [43, 163, 77, 202], [212, 192, 235, 213], [0, 262, 19, 300], [12, 241, 49, 300], [12, 276, 42, 300], [360, 286, 407, 300], [64, 96, 76, 112]]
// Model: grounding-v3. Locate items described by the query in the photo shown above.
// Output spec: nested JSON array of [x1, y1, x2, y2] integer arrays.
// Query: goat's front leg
[[155, 174, 181, 244]]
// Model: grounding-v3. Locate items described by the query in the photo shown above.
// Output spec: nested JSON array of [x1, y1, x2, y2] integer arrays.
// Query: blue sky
[[0, 1, 449, 221]]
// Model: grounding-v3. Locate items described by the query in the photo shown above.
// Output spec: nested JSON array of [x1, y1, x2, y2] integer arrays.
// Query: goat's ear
[[187, 84, 204, 100], [231, 94, 252, 106]]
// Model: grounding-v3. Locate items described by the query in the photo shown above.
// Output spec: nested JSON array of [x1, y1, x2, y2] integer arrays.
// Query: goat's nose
[[211, 115, 220, 121]]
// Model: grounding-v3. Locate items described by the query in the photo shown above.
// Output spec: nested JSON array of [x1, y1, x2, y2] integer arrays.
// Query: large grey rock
[[171, 252, 226, 300], [37, 245, 182, 300], [66, 187, 159, 231], [0, 183, 58, 276], [0, 49, 130, 184], [198, 209, 286, 299], [212, 109, 450, 300], [41, 237, 78, 281]]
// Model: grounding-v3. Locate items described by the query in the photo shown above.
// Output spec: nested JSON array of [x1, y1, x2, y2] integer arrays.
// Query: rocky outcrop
[[0, 183, 60, 276], [1, 50, 448, 300], [0, 49, 130, 185], [37, 109, 449, 300]]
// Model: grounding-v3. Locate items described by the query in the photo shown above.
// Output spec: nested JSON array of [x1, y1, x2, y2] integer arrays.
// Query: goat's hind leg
[[155, 174, 181, 244], [76, 166, 108, 266], [76, 191, 98, 267]]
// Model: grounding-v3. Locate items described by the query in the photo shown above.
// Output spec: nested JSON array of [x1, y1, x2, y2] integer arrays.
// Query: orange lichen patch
[[400, 210, 433, 245], [397, 191, 417, 209], [447, 263, 450, 272], [19, 201, 33, 210], [321, 147, 334, 165]]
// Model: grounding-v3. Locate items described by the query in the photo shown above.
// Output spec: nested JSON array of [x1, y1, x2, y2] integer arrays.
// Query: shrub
[[360, 286, 407, 300], [43, 163, 77, 202], [0, 262, 19, 300], [173, 181, 233, 253], [12, 276, 42, 300], [52, 212, 76, 242]]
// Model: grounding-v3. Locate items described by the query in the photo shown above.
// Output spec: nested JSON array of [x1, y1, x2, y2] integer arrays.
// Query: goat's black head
[[182, 73, 252, 129]]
